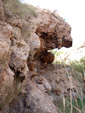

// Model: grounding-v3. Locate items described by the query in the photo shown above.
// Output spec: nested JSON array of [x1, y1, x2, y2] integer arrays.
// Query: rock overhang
[[33, 10, 72, 64]]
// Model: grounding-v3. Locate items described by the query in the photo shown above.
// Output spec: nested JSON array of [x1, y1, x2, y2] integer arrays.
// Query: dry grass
[[3, 0, 37, 18], [51, 50, 84, 113], [3, 0, 37, 40], [57, 75, 83, 113], [68, 57, 85, 81]]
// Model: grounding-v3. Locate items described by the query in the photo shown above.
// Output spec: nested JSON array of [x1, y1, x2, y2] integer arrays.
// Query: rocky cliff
[[0, 0, 83, 113]]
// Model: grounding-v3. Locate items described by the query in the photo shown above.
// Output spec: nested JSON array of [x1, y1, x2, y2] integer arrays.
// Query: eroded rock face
[[0, 21, 12, 60], [0, 21, 14, 109], [0, 0, 4, 20], [9, 26, 29, 78], [5, 13, 22, 28], [0, 1, 74, 113], [31, 10, 72, 65], [35, 10, 72, 50], [37, 77, 52, 92], [29, 32, 40, 58], [9, 39, 29, 79], [0, 2, 30, 111], [33, 64, 83, 105], [40, 51, 54, 64], [9, 79, 58, 113]]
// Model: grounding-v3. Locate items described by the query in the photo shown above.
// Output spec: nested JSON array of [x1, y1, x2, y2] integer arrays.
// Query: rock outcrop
[[0, 0, 83, 113], [0, 21, 14, 108], [8, 79, 58, 113], [35, 10, 72, 50], [33, 10, 72, 65]]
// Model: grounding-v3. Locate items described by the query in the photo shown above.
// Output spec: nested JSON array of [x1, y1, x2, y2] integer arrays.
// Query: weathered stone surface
[[29, 32, 40, 57], [35, 10, 72, 50], [29, 10, 72, 65], [0, 65, 14, 106], [40, 51, 54, 64], [0, 0, 4, 20], [0, 21, 13, 62], [0, 21, 13, 39], [9, 39, 29, 78], [0, 1, 78, 113], [4, 8, 22, 28], [0, 20, 12, 61], [0, 21, 13, 64], [27, 61, 36, 71], [37, 77, 52, 92], [0, 21, 14, 109], [9, 79, 58, 113], [34, 65, 83, 104]]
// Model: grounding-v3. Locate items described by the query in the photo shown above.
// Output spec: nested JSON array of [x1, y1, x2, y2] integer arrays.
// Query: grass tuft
[[51, 50, 85, 113]]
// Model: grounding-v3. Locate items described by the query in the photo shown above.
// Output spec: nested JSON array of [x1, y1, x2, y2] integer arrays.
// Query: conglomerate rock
[[0, 21, 14, 109], [9, 39, 29, 79], [31, 10, 72, 64], [0, 0, 4, 20], [35, 10, 72, 50], [8, 79, 58, 113], [0, 0, 80, 113]]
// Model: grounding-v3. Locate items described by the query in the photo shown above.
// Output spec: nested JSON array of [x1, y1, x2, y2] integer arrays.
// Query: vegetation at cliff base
[[51, 49, 85, 113]]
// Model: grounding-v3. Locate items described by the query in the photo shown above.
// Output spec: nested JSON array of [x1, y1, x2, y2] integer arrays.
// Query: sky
[[21, 0, 85, 46]]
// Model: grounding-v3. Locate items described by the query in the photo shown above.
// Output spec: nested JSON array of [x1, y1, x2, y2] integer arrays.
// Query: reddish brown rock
[[0, 21, 14, 109], [0, 1, 74, 113], [9, 79, 58, 113], [35, 10, 72, 50], [40, 51, 54, 64], [9, 39, 29, 78], [0, 21, 13, 62], [27, 61, 36, 71], [52, 88, 62, 96], [33, 65, 83, 104], [0, 0, 4, 20]]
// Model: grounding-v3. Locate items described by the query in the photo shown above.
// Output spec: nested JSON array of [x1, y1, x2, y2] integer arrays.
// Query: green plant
[[52, 51, 84, 113], [68, 57, 85, 82], [56, 79, 83, 113], [68, 57, 85, 74]]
